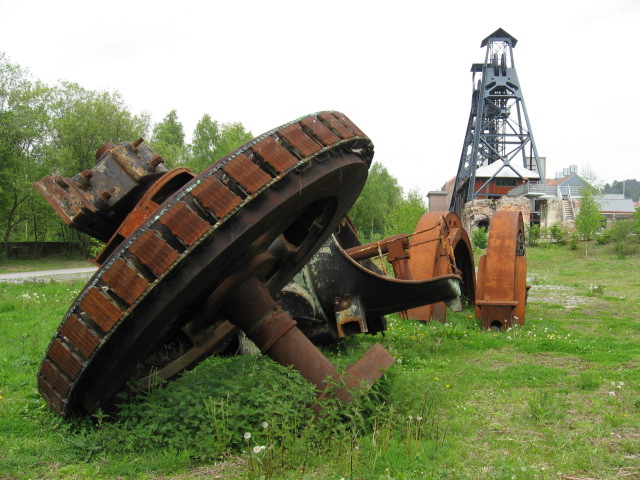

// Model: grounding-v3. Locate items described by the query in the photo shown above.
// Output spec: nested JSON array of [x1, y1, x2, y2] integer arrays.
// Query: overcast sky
[[1, 0, 638, 197]]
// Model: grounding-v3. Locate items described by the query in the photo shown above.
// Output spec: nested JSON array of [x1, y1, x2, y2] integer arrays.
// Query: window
[[496, 177, 518, 187]]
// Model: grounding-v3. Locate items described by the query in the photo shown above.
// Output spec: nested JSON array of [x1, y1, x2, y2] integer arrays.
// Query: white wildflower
[[244, 432, 251, 440]]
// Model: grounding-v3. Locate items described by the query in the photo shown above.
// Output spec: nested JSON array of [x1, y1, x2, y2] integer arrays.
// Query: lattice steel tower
[[450, 28, 542, 215]]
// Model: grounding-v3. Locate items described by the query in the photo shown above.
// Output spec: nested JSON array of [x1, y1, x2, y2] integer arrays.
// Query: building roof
[[481, 28, 518, 48], [597, 195, 636, 213], [546, 174, 572, 186], [474, 161, 540, 179]]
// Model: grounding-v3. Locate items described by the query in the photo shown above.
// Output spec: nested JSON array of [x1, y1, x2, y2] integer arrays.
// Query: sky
[[1, 0, 639, 197]]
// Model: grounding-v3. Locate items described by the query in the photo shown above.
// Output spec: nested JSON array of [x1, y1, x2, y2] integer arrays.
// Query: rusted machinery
[[34, 110, 528, 418], [475, 210, 528, 330], [280, 208, 527, 340], [278, 211, 475, 344], [278, 216, 466, 345], [34, 112, 410, 417]]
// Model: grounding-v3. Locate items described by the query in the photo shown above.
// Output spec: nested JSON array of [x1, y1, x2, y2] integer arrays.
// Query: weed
[[526, 391, 567, 425], [578, 372, 601, 391]]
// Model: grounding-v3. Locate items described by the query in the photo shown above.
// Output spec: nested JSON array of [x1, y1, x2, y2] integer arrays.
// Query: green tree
[[48, 82, 150, 175], [189, 116, 252, 173], [0, 53, 51, 257], [214, 122, 253, 161], [150, 109, 189, 167], [348, 162, 403, 240], [574, 167, 603, 256], [43, 82, 150, 255], [602, 179, 640, 202], [384, 189, 427, 236]]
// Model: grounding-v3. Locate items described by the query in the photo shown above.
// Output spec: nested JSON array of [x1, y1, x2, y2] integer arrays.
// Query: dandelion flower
[[253, 446, 264, 454], [416, 416, 423, 421], [262, 421, 269, 429], [244, 432, 251, 440], [609, 391, 616, 397]]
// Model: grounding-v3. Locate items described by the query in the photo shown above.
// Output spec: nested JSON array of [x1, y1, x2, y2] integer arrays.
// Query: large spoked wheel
[[38, 112, 373, 417]]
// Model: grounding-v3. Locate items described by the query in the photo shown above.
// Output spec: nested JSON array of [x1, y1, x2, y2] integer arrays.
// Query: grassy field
[[0, 242, 638, 479]]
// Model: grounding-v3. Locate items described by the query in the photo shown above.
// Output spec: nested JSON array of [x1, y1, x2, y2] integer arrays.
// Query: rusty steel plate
[[475, 210, 527, 330], [403, 211, 475, 322], [37, 111, 374, 417]]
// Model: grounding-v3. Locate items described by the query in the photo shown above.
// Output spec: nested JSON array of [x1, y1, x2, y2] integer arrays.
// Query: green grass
[[0, 242, 639, 479]]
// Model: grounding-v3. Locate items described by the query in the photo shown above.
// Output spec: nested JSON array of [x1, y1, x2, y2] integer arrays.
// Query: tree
[[0, 53, 51, 258], [42, 82, 151, 255], [348, 162, 404, 240], [48, 82, 150, 175], [384, 189, 427, 236], [189, 116, 253, 173], [602, 179, 640, 202], [574, 167, 603, 256], [214, 122, 253, 162], [150, 109, 189, 167]]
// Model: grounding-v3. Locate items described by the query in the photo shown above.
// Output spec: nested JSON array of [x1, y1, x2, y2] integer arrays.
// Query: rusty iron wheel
[[403, 211, 475, 322], [37, 112, 374, 417]]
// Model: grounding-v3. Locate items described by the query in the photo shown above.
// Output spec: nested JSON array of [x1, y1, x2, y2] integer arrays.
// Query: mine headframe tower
[[450, 28, 543, 215]]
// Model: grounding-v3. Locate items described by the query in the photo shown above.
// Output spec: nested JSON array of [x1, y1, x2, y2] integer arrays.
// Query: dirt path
[[0, 267, 97, 283]]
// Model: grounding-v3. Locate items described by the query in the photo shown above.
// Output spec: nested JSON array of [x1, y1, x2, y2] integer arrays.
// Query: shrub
[[471, 227, 488, 249], [549, 224, 568, 245], [608, 219, 636, 254], [568, 232, 579, 250], [527, 224, 541, 247], [595, 231, 609, 245]]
